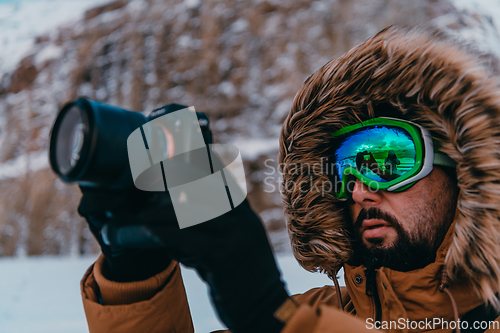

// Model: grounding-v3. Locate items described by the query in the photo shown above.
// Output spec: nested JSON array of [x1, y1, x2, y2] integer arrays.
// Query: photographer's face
[[348, 167, 458, 271]]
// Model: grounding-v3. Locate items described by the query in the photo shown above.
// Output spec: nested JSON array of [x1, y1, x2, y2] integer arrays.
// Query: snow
[[183, 0, 200, 10], [452, 0, 500, 16], [231, 18, 249, 33], [34, 43, 64, 67], [0, 0, 113, 75], [0, 149, 49, 180], [0, 253, 339, 333], [444, 0, 500, 59], [218, 81, 237, 98], [0, 256, 96, 333], [232, 137, 280, 160]]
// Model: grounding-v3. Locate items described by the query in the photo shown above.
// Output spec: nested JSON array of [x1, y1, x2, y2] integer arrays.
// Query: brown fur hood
[[279, 26, 500, 306]]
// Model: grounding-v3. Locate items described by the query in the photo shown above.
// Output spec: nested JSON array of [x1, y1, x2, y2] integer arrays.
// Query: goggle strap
[[433, 153, 456, 168]]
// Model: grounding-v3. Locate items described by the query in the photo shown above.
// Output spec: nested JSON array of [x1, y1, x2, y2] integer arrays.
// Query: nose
[[350, 178, 383, 207]]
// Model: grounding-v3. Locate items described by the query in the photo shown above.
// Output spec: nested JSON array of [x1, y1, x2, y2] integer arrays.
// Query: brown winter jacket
[[81, 220, 500, 332], [82, 26, 500, 332]]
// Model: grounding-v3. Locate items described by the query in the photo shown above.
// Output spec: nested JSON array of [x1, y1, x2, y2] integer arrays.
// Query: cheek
[[387, 186, 429, 232], [391, 176, 455, 238]]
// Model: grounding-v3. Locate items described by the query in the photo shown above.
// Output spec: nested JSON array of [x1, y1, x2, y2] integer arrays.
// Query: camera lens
[[50, 98, 147, 187], [49, 99, 210, 188], [54, 105, 87, 175], [50, 101, 92, 181], [71, 123, 85, 167]]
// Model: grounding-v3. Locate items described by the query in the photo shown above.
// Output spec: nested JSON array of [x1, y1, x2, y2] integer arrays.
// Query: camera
[[49, 97, 212, 189]]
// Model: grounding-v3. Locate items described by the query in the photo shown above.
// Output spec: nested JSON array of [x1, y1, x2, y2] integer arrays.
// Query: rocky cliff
[[0, 0, 498, 256]]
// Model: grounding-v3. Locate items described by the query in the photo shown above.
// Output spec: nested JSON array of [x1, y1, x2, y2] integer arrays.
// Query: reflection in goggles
[[334, 126, 417, 183]]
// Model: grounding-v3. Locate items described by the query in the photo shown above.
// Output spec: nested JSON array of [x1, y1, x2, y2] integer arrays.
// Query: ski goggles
[[330, 117, 456, 201]]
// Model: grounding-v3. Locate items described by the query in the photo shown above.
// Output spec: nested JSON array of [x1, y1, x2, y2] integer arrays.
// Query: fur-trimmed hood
[[279, 26, 500, 306]]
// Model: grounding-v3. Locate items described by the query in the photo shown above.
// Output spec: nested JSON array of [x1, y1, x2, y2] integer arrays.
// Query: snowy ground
[[0, 253, 341, 333]]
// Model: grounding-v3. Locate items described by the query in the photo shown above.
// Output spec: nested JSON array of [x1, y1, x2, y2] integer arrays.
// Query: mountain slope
[[0, 0, 498, 256]]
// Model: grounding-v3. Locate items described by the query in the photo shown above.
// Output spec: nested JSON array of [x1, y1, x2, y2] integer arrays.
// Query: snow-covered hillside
[[2, 0, 493, 258], [0, 0, 112, 74]]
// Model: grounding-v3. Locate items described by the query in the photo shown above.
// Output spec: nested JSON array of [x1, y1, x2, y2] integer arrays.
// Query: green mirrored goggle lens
[[333, 125, 417, 185]]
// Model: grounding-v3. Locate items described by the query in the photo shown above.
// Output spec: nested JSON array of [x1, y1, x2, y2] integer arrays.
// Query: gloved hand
[[101, 192, 292, 333], [77, 185, 173, 282]]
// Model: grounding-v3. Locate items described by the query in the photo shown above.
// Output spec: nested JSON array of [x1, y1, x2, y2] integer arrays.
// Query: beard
[[349, 207, 452, 272]]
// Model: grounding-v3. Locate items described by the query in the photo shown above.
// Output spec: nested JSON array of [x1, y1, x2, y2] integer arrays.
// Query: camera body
[[49, 98, 212, 189]]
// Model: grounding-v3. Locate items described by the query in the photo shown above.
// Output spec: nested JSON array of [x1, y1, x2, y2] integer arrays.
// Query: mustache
[[354, 207, 401, 230]]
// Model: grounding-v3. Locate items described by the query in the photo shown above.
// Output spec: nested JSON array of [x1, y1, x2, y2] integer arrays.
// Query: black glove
[[77, 185, 173, 282], [102, 194, 291, 333]]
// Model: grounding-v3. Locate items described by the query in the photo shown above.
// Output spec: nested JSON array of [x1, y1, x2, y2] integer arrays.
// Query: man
[[79, 26, 500, 332]]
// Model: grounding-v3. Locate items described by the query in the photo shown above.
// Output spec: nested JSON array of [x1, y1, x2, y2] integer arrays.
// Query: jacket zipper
[[365, 268, 382, 323]]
